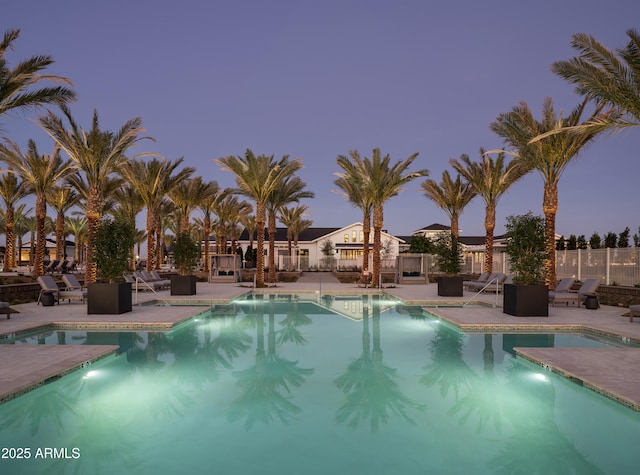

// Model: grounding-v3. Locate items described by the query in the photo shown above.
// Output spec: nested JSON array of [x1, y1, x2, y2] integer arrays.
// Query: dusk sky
[[2, 1, 639, 240]]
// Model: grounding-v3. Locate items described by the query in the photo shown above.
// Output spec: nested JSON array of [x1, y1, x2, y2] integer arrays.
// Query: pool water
[[0, 294, 638, 474]]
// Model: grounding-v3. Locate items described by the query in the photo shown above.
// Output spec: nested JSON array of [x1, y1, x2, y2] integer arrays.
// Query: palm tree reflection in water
[[228, 295, 314, 430], [335, 295, 425, 432]]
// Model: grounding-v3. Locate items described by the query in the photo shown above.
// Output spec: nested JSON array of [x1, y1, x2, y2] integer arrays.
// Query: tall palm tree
[[120, 157, 193, 271], [490, 97, 611, 286], [215, 150, 303, 288], [0, 171, 29, 270], [350, 148, 427, 287], [47, 184, 78, 261], [38, 106, 151, 283], [0, 28, 75, 122], [213, 192, 252, 256], [266, 176, 313, 282], [65, 216, 87, 263], [551, 28, 640, 133], [0, 139, 75, 276], [278, 204, 310, 270], [168, 176, 209, 235], [111, 185, 144, 270], [421, 170, 476, 240], [335, 150, 374, 276], [13, 204, 32, 266], [195, 180, 220, 272], [450, 149, 529, 273]]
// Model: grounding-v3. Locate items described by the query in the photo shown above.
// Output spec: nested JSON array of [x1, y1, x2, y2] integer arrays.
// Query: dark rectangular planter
[[437, 276, 463, 297], [88, 282, 132, 315], [171, 275, 197, 296], [503, 283, 548, 317]]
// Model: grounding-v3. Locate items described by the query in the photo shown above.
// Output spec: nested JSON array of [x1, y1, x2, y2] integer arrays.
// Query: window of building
[[352, 231, 357, 242], [344, 234, 349, 243]]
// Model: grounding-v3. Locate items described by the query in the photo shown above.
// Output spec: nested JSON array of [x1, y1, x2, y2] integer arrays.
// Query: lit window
[[359, 231, 364, 242], [344, 234, 349, 242], [352, 231, 357, 242]]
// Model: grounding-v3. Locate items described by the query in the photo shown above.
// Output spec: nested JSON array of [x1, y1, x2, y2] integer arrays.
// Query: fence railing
[[462, 248, 640, 286]]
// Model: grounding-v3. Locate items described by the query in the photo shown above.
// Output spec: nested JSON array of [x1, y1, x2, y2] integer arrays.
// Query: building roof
[[414, 223, 450, 233]]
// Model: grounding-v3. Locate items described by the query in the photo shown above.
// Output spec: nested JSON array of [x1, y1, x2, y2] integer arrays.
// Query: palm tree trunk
[[543, 184, 558, 287], [484, 205, 496, 274], [203, 213, 211, 272], [255, 202, 266, 287], [56, 212, 64, 261], [362, 209, 371, 273], [4, 208, 14, 271], [32, 196, 47, 278], [267, 210, 277, 283], [145, 211, 156, 271], [451, 213, 460, 240], [155, 221, 163, 270], [372, 205, 383, 287], [85, 188, 102, 283]]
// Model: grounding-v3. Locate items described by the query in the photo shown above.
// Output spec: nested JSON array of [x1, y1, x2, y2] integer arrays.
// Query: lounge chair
[[628, 305, 640, 323], [133, 271, 167, 290], [549, 278, 599, 306], [463, 272, 489, 290], [552, 277, 576, 293], [150, 270, 171, 288], [465, 273, 505, 291], [44, 260, 59, 274], [58, 259, 70, 273], [0, 301, 12, 319], [62, 274, 88, 297], [37, 275, 86, 304]]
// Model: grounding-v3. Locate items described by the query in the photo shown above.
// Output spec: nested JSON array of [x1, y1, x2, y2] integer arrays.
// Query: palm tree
[[213, 192, 252, 256], [348, 148, 427, 287], [0, 29, 75, 121], [551, 28, 640, 133], [0, 139, 75, 276], [65, 215, 87, 263], [0, 171, 29, 270], [120, 157, 193, 271], [450, 149, 529, 273], [266, 176, 313, 282], [195, 180, 220, 272], [13, 204, 32, 266], [111, 185, 144, 270], [47, 184, 78, 261], [490, 97, 611, 286], [421, 170, 476, 240], [335, 150, 374, 276], [215, 150, 303, 288], [278, 204, 310, 270], [168, 176, 210, 235], [38, 106, 151, 283]]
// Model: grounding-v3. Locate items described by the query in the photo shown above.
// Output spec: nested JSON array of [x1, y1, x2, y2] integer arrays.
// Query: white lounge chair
[[62, 274, 88, 297]]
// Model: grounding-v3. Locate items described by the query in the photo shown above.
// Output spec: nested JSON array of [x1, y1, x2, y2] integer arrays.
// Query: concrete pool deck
[[1, 272, 639, 410]]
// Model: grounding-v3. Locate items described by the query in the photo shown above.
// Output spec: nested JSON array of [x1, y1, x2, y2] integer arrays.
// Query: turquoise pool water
[[0, 294, 638, 474]]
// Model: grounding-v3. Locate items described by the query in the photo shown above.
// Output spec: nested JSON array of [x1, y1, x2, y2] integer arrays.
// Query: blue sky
[[2, 0, 639, 240]]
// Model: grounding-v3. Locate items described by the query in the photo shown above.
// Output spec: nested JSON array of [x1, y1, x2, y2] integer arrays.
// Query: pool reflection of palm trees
[[228, 295, 313, 430], [335, 295, 425, 432], [488, 360, 605, 475]]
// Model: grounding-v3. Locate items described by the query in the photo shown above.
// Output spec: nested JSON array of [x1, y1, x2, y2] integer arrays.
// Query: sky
[[2, 0, 639, 241]]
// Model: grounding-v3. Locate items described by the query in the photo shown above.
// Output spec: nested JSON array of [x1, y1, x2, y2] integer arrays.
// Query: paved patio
[[1, 272, 639, 410]]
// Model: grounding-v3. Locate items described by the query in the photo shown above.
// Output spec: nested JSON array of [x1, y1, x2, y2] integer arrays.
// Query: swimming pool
[[0, 294, 638, 474]]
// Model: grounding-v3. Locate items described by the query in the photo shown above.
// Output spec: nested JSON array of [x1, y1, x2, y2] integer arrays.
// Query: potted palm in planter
[[503, 212, 548, 316], [88, 218, 136, 314], [171, 232, 199, 295], [434, 233, 463, 296]]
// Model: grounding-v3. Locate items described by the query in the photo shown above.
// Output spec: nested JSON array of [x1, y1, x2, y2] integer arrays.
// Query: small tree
[[173, 232, 199, 276], [556, 236, 565, 250], [577, 235, 588, 250], [433, 233, 462, 275], [320, 239, 336, 269], [589, 232, 601, 249], [604, 231, 618, 248], [408, 234, 434, 254], [567, 234, 577, 250], [93, 219, 136, 283], [504, 212, 545, 285], [618, 227, 630, 248]]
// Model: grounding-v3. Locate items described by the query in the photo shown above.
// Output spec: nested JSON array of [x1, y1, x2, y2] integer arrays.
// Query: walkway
[[1, 273, 639, 410]]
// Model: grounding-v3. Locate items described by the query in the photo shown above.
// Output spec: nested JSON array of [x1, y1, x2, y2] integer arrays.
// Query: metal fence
[[461, 248, 640, 286]]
